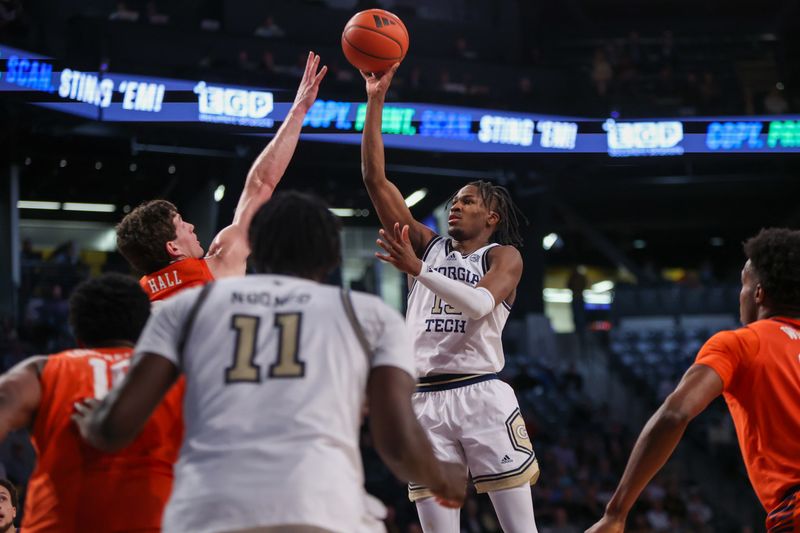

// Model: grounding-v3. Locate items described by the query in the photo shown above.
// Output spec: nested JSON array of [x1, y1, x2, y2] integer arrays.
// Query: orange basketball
[[341, 9, 409, 73]]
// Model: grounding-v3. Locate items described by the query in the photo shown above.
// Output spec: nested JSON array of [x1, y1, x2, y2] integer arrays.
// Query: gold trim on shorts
[[407, 458, 540, 501], [474, 457, 540, 493], [408, 483, 435, 502]]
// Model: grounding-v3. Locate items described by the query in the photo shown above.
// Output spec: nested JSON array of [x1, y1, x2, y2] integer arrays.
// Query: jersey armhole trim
[[340, 289, 373, 363], [177, 283, 215, 369], [410, 236, 442, 300], [421, 235, 443, 262]]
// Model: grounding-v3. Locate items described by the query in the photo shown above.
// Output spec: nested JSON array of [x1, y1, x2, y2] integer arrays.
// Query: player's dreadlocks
[[249, 191, 342, 280], [743, 227, 800, 314], [448, 180, 528, 248]]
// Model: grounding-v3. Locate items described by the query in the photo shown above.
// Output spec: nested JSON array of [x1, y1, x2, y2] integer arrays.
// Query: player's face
[[447, 185, 494, 241], [739, 260, 759, 325], [0, 486, 16, 531], [170, 213, 204, 259]]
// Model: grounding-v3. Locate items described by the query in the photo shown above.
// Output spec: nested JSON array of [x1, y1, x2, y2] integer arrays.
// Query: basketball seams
[[342, 25, 404, 60]]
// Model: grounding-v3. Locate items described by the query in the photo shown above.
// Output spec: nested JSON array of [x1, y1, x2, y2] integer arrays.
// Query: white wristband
[[415, 261, 496, 320]]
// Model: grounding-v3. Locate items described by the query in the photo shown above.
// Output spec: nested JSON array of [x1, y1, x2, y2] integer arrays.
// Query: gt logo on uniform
[[505, 408, 533, 454]]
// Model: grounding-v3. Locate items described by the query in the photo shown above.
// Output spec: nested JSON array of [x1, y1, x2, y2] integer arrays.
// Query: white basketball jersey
[[406, 236, 511, 376], [134, 275, 415, 533]]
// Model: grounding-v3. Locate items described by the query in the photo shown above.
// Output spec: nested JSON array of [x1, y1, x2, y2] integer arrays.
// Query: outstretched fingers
[[313, 65, 328, 85]]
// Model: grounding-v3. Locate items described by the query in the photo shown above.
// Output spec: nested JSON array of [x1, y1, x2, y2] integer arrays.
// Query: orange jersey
[[140, 258, 214, 302], [695, 317, 800, 515], [23, 347, 184, 533]]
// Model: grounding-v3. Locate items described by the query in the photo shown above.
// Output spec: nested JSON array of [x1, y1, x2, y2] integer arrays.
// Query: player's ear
[[486, 210, 500, 228], [165, 238, 181, 259], [754, 283, 765, 306]]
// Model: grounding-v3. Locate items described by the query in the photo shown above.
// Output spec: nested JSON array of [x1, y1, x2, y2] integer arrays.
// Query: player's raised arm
[[361, 64, 435, 257], [206, 52, 328, 278], [0, 358, 44, 441]]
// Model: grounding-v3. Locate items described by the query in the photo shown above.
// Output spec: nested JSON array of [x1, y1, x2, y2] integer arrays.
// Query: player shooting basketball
[[360, 63, 540, 533]]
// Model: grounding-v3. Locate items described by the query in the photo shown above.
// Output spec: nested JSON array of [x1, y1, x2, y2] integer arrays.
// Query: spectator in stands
[[0, 479, 17, 533], [681, 72, 701, 114], [199, 0, 222, 30], [254, 15, 285, 38], [627, 31, 643, 70], [287, 53, 308, 78], [763, 85, 789, 114], [658, 30, 676, 68], [685, 488, 713, 527], [237, 49, 257, 72], [108, 1, 139, 22], [545, 507, 580, 533], [260, 50, 276, 75], [49, 240, 78, 266], [645, 498, 670, 531], [591, 48, 613, 96], [653, 65, 678, 104], [453, 36, 477, 60], [0, 0, 22, 28], [145, 1, 169, 25], [698, 71, 720, 112], [561, 362, 584, 393], [406, 66, 427, 95], [438, 69, 466, 94], [518, 76, 533, 98], [568, 266, 588, 350], [20, 238, 40, 262], [331, 61, 356, 83]]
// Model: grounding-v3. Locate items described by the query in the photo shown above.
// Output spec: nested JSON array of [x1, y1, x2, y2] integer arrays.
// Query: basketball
[[341, 9, 409, 73]]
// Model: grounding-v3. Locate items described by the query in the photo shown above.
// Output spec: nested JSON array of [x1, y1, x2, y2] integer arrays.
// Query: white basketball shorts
[[408, 374, 540, 501]]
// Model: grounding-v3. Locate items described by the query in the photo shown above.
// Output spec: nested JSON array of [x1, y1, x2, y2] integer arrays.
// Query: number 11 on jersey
[[225, 312, 305, 384]]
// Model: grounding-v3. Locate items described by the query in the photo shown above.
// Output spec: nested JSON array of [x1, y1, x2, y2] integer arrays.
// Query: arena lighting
[[404, 188, 428, 207], [17, 200, 61, 210], [591, 280, 615, 292], [329, 208, 369, 217], [543, 288, 613, 305], [214, 185, 226, 202], [542, 232, 559, 250], [62, 202, 117, 213], [543, 288, 571, 303]]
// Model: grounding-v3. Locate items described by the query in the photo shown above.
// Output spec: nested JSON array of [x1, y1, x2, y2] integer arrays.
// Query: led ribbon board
[[2, 43, 800, 154]]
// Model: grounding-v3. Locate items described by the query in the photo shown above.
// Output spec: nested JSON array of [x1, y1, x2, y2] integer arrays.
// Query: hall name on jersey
[[146, 270, 182, 293]]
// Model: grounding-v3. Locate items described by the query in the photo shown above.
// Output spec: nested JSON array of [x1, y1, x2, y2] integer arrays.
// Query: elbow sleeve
[[415, 263, 496, 319]]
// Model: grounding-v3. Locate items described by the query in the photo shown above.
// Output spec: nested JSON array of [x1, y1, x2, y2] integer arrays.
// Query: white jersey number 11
[[225, 312, 305, 383]]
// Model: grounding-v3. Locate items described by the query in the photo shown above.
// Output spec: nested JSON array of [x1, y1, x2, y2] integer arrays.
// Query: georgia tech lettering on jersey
[[406, 237, 512, 376], [147, 269, 183, 294], [433, 265, 480, 285]]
